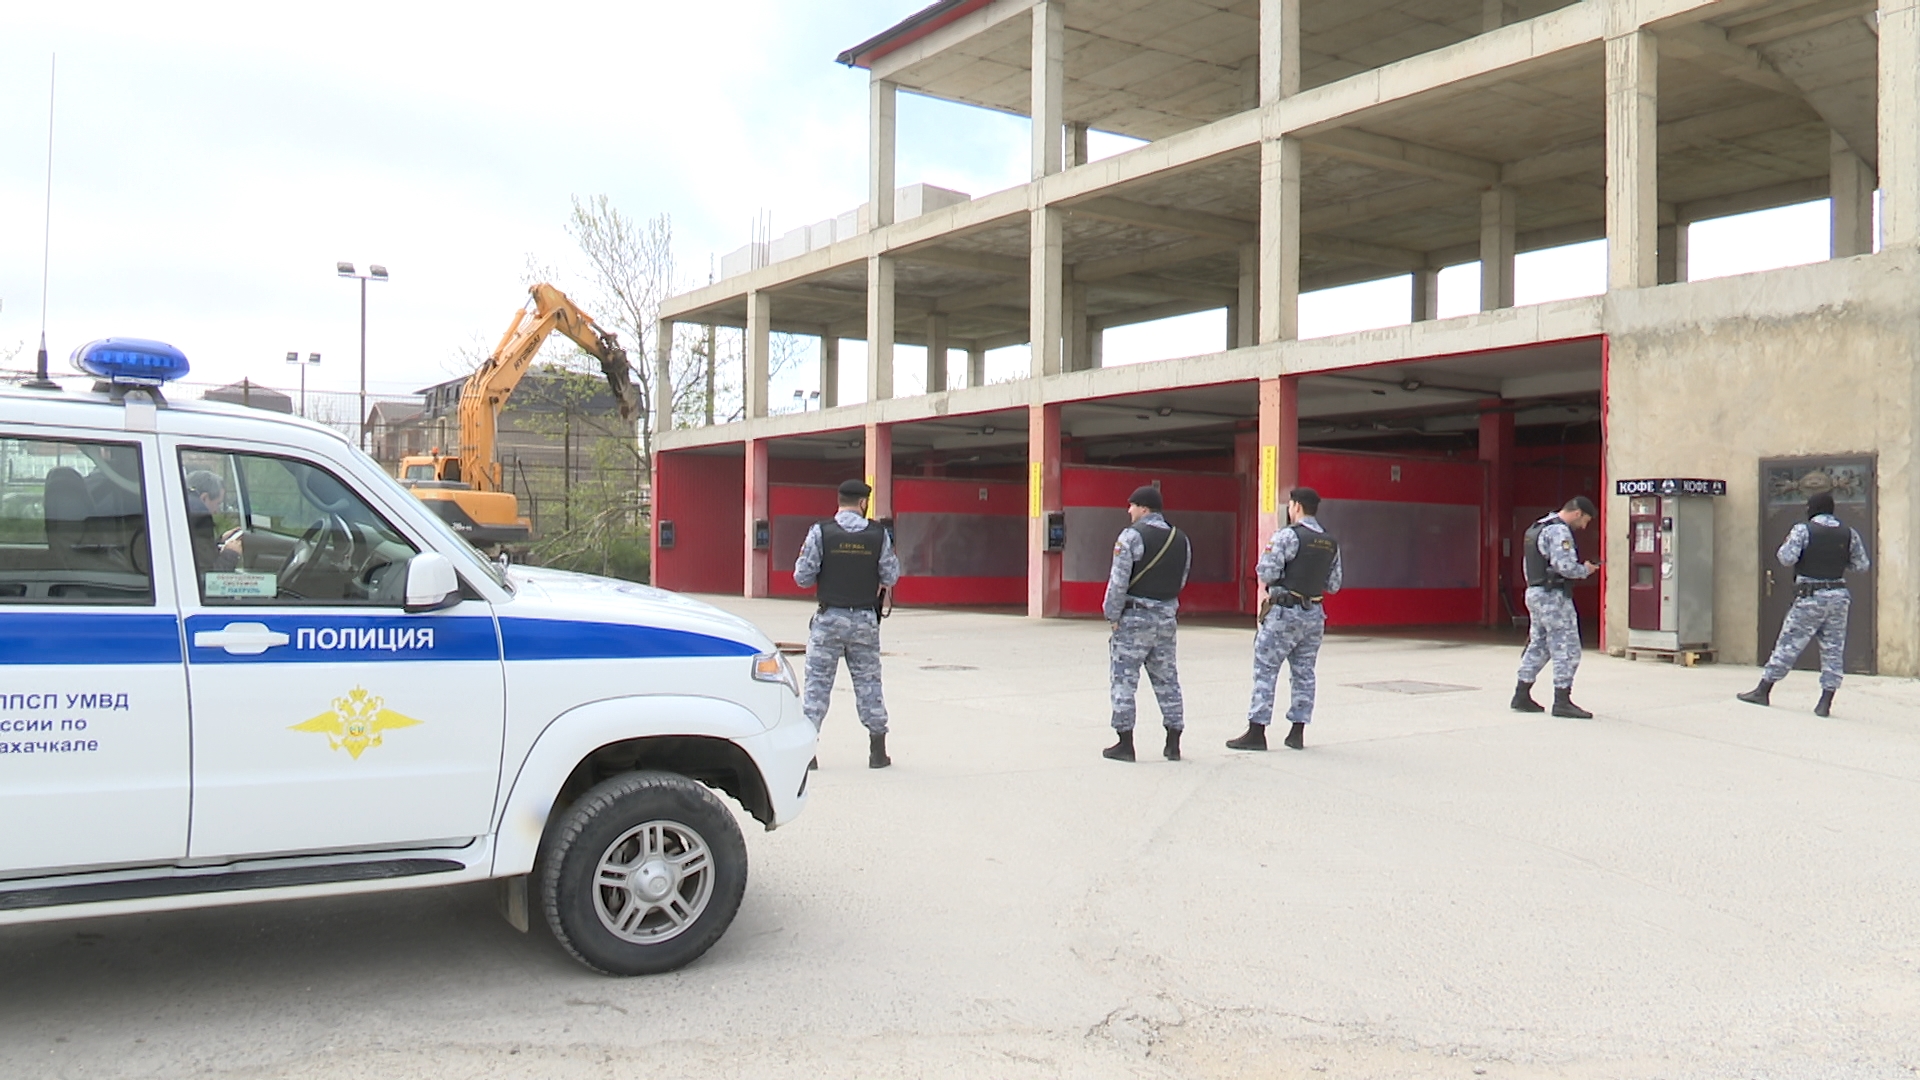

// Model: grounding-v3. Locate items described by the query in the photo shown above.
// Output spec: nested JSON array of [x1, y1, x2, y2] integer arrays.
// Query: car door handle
[[193, 622, 290, 655]]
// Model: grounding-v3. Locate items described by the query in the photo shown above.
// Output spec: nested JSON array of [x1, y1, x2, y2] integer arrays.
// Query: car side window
[[0, 435, 154, 605], [177, 449, 418, 606]]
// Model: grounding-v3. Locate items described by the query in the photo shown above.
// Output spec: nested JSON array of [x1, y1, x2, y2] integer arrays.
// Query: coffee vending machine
[[1619, 478, 1724, 661]]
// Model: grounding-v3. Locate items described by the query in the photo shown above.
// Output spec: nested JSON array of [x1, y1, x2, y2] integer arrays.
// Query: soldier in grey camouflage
[[1512, 496, 1599, 718], [1102, 485, 1192, 763], [1739, 490, 1870, 717], [793, 479, 902, 768], [1228, 486, 1341, 752]]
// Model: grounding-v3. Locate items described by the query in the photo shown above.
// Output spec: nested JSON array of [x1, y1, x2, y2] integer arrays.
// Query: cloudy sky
[[1, 1, 1835, 410]]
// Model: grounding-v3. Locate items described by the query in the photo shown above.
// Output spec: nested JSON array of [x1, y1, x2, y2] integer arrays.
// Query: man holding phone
[[1512, 496, 1599, 718]]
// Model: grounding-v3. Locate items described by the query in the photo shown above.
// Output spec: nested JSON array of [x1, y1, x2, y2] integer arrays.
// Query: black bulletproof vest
[[1523, 516, 1569, 589], [1276, 523, 1339, 598], [815, 520, 883, 608], [1797, 520, 1851, 579], [1126, 521, 1189, 601]]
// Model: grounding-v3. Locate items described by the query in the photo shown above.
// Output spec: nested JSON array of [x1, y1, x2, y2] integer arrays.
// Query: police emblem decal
[[290, 687, 423, 759]]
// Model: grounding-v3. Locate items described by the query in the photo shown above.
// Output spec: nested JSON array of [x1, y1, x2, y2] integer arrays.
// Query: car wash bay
[[651, 338, 1603, 637]]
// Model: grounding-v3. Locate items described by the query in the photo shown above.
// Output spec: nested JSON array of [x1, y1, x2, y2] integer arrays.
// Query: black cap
[[1808, 491, 1835, 518], [1565, 495, 1598, 516], [838, 479, 872, 501], [1127, 485, 1162, 512]]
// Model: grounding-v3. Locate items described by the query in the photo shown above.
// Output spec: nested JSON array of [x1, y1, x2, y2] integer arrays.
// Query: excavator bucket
[[596, 340, 642, 423]]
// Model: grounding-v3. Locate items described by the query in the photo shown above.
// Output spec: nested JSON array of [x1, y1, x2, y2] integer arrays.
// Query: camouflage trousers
[[803, 606, 889, 735], [1109, 603, 1183, 731], [1517, 586, 1581, 689], [1762, 591, 1851, 691], [1247, 602, 1325, 726]]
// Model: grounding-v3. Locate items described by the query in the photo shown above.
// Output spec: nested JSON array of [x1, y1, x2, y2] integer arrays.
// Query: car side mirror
[[404, 551, 460, 611]]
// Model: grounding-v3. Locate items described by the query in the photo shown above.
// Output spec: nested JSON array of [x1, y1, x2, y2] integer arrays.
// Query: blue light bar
[[70, 338, 191, 385]]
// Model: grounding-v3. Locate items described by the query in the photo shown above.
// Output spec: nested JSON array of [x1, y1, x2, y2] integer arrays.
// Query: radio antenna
[[25, 54, 58, 390]]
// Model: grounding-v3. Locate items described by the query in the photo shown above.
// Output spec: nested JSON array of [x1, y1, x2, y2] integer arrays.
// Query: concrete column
[[1656, 225, 1679, 285], [744, 438, 769, 599], [870, 80, 896, 230], [1065, 277, 1090, 371], [1030, 207, 1064, 378], [867, 255, 895, 401], [1031, 0, 1065, 180], [820, 331, 839, 408], [967, 344, 987, 389], [1478, 404, 1514, 627], [745, 290, 771, 419], [1481, 0, 1518, 32], [1606, 30, 1658, 290], [1480, 187, 1517, 311], [1236, 244, 1258, 348], [1256, 376, 1298, 546], [1411, 266, 1440, 322], [1259, 0, 1301, 104], [1882, 0, 1920, 248], [653, 319, 674, 434], [1088, 332, 1103, 369], [925, 313, 949, 392], [864, 422, 892, 520], [1832, 132, 1877, 258], [1068, 121, 1090, 168], [1027, 402, 1062, 618], [1258, 137, 1301, 342]]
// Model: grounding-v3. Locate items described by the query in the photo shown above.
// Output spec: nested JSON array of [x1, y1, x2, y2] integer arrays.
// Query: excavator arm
[[456, 283, 642, 494]]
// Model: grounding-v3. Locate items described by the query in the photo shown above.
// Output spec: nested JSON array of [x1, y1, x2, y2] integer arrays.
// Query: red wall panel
[[1298, 449, 1486, 628], [652, 451, 744, 595], [1061, 464, 1243, 617], [768, 484, 839, 598], [891, 477, 1026, 607]]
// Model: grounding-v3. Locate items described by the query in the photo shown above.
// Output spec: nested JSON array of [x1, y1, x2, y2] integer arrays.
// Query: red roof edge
[[835, 0, 998, 69]]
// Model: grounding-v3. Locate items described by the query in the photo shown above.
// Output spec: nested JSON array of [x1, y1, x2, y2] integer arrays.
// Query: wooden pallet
[[1624, 647, 1716, 667]]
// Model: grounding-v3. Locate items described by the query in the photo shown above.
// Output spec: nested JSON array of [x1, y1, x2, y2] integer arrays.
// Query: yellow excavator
[[398, 283, 641, 546]]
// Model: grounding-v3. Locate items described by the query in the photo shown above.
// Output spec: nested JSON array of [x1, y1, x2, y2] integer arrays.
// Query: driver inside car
[[185, 470, 243, 573]]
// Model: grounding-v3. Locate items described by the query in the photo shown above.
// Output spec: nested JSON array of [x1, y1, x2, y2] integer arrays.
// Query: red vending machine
[[1620, 478, 1723, 663]]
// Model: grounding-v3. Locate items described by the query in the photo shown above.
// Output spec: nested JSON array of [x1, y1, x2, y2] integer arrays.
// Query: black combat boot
[[1551, 687, 1592, 719], [1736, 679, 1774, 707], [1225, 724, 1267, 751], [868, 733, 891, 769], [1511, 680, 1545, 713], [1283, 722, 1306, 750], [1814, 689, 1835, 718], [1103, 729, 1136, 762], [1162, 727, 1182, 761]]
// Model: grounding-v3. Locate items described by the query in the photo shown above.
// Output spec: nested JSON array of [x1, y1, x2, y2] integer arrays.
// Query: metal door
[[1757, 456, 1876, 674]]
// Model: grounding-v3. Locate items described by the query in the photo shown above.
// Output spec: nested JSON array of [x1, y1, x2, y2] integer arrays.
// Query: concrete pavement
[[4, 597, 1919, 1079]]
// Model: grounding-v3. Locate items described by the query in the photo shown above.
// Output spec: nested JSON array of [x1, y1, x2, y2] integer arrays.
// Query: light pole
[[791, 388, 821, 412], [285, 351, 320, 417], [336, 261, 388, 450]]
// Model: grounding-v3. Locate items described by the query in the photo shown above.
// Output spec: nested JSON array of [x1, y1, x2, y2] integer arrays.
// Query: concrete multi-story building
[[648, 0, 1918, 675]]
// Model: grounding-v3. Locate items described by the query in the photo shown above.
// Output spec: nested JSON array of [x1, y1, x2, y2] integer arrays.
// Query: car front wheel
[[538, 771, 748, 975]]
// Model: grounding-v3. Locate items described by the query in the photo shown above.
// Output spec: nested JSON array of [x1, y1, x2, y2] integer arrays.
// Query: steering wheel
[[279, 513, 356, 596]]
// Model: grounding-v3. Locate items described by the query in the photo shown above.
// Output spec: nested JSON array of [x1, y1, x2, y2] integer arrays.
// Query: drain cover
[[1349, 680, 1477, 695], [920, 664, 978, 671]]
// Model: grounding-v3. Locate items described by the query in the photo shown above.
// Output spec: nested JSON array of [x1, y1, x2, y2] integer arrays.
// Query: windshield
[[403, 464, 435, 480], [352, 445, 511, 591]]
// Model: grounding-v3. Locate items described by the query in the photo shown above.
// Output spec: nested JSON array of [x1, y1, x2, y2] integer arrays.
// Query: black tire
[[537, 771, 748, 976]]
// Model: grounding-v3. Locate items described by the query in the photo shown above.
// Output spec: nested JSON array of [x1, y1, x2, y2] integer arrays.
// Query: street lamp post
[[285, 351, 320, 418], [336, 262, 389, 450]]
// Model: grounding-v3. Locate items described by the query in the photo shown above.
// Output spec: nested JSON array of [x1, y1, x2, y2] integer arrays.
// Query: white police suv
[[0, 339, 814, 975]]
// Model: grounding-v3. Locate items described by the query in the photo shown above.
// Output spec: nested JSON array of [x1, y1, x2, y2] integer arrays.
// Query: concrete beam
[[1089, 297, 1220, 333], [894, 248, 1029, 277], [1304, 128, 1501, 188], [1656, 21, 1800, 98], [1065, 196, 1257, 243], [1304, 233, 1427, 272], [868, 0, 1034, 83], [1482, 0, 1519, 33], [1726, 0, 1878, 47], [1075, 237, 1239, 283], [1096, 274, 1239, 306]]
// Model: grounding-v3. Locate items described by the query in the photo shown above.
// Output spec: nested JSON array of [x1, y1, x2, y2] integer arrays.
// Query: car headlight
[[752, 651, 799, 696]]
